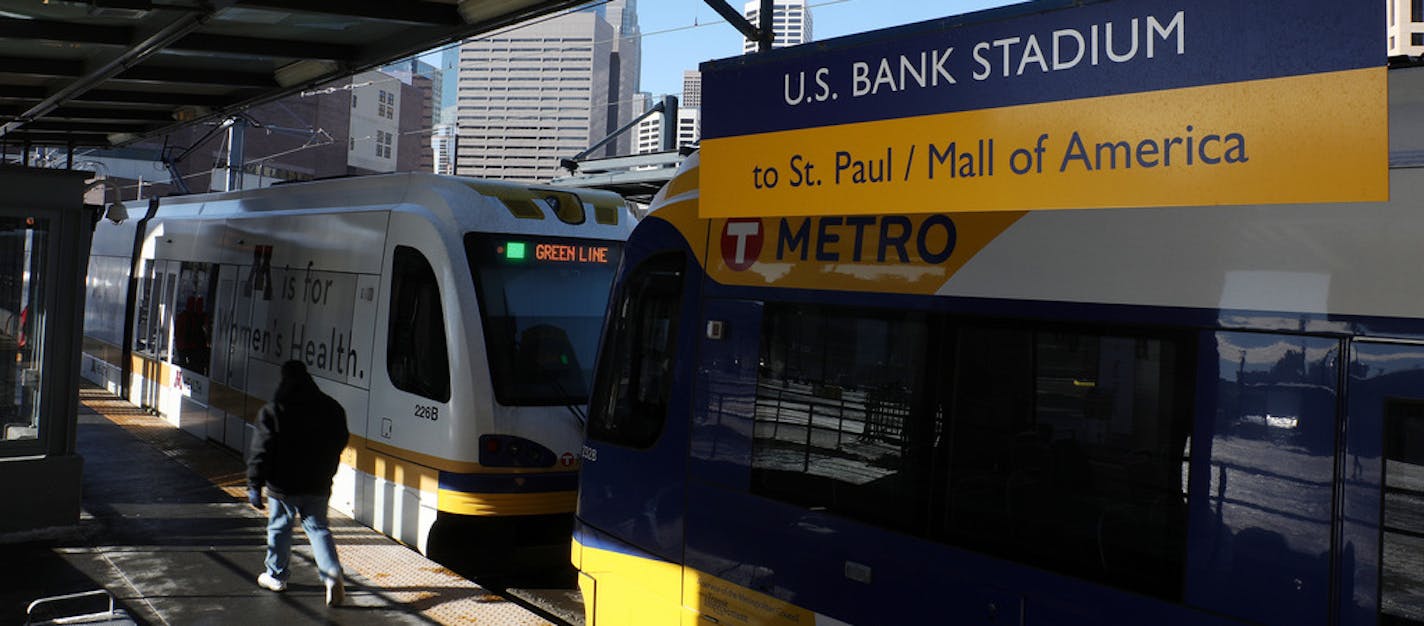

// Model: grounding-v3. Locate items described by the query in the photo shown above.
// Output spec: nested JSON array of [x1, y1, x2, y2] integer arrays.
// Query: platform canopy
[[0, 0, 586, 148]]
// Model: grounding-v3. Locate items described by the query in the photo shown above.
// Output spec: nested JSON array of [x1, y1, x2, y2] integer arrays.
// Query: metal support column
[[224, 117, 246, 192]]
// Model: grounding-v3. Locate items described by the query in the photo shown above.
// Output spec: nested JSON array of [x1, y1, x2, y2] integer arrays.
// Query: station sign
[[698, 0, 1386, 217]]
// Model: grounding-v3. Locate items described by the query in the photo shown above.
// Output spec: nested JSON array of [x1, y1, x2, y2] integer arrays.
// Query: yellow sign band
[[701, 67, 1386, 217]]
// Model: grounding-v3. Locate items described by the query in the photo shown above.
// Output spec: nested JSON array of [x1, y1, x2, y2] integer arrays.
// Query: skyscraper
[[1388, 0, 1424, 57], [452, 1, 640, 182], [682, 70, 702, 108], [603, 0, 642, 156], [635, 104, 699, 154], [742, 0, 812, 53], [439, 46, 460, 125]]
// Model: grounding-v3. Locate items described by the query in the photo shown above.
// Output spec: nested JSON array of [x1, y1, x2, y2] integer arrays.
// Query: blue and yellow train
[[571, 70, 1424, 626]]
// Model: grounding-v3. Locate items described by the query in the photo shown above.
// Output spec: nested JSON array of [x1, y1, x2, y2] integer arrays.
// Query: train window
[[132, 260, 154, 354], [1382, 399, 1424, 625], [1188, 332, 1338, 625], [945, 326, 1192, 599], [464, 233, 623, 406], [748, 308, 1194, 600], [134, 261, 174, 358], [586, 252, 684, 449], [751, 303, 932, 534], [386, 246, 450, 402], [173, 261, 217, 375]]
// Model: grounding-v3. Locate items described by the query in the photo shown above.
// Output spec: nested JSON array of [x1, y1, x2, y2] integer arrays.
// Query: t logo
[[720, 218, 763, 272], [244, 245, 274, 300]]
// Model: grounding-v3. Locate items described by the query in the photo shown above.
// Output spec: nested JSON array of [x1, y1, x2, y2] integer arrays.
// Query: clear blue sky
[[636, 0, 1022, 97]]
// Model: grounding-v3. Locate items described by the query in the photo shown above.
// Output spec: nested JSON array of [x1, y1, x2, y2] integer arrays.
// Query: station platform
[[0, 384, 578, 625]]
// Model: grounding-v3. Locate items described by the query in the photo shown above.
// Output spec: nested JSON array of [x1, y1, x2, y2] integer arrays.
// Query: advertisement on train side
[[698, 0, 1386, 217]]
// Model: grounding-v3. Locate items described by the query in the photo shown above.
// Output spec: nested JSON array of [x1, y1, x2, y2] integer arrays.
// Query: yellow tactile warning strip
[[78, 386, 557, 626]]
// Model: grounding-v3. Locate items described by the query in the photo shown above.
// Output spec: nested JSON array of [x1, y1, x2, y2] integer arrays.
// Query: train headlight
[[479, 434, 557, 467]]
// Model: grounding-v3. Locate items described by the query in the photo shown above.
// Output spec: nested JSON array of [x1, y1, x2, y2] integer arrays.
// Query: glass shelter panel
[[0, 217, 48, 443]]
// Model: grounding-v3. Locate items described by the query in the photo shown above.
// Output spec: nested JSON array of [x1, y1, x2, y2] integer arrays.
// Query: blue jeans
[[265, 493, 343, 583]]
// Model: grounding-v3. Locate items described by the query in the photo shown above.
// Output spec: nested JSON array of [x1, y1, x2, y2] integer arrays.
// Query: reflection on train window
[[134, 261, 175, 359], [173, 261, 217, 375], [387, 246, 450, 402], [751, 305, 930, 533], [949, 326, 1192, 599], [132, 260, 151, 353], [1382, 399, 1424, 625], [750, 304, 1193, 600], [0, 218, 48, 444], [1193, 332, 1339, 626], [464, 233, 623, 406], [587, 252, 683, 449]]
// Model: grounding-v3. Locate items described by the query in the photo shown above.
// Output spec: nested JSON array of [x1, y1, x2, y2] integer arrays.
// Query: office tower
[[432, 123, 457, 175], [439, 46, 459, 126], [1389, 0, 1424, 57], [453, 2, 640, 181], [349, 70, 415, 174], [742, 0, 812, 53], [635, 105, 700, 154], [682, 70, 701, 108], [379, 60, 438, 173], [603, 0, 642, 156]]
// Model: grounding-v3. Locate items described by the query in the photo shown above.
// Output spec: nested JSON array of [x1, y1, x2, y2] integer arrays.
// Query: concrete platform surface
[[1, 386, 563, 626]]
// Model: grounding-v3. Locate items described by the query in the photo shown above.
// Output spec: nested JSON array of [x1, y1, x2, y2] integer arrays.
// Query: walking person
[[247, 360, 351, 606]]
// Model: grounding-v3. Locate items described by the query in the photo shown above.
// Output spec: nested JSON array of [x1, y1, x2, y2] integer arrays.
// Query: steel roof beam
[[74, 89, 248, 107], [0, 7, 228, 140], [0, 57, 85, 79], [0, 131, 110, 145], [168, 33, 359, 62], [0, 18, 133, 46], [115, 66, 274, 88], [0, 87, 47, 101], [232, 0, 463, 26], [13, 120, 151, 133]]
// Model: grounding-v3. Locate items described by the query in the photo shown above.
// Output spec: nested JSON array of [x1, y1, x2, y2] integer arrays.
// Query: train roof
[[149, 171, 635, 230]]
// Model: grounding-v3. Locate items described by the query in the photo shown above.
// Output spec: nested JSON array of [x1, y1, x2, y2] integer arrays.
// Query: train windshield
[[465, 233, 623, 406]]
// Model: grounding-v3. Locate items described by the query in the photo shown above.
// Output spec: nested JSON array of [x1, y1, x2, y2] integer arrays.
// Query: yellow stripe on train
[[576, 539, 823, 626], [437, 489, 575, 516], [575, 539, 684, 625], [122, 350, 577, 517]]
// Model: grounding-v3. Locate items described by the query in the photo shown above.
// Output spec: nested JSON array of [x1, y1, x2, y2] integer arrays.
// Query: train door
[[171, 260, 218, 441], [577, 241, 696, 624], [366, 238, 451, 547], [1340, 341, 1424, 626], [207, 261, 249, 451], [131, 258, 178, 414]]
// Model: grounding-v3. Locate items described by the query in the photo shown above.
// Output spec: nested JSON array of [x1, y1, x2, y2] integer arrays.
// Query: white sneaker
[[325, 576, 345, 607], [257, 572, 286, 592]]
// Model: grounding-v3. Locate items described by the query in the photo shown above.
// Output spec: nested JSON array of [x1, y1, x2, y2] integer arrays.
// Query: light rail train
[[81, 172, 634, 572], [571, 70, 1424, 625]]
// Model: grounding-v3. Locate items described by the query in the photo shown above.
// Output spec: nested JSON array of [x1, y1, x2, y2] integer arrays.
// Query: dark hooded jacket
[[247, 361, 349, 498]]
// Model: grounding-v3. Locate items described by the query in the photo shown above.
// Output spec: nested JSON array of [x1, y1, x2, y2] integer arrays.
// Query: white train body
[[82, 172, 634, 561]]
